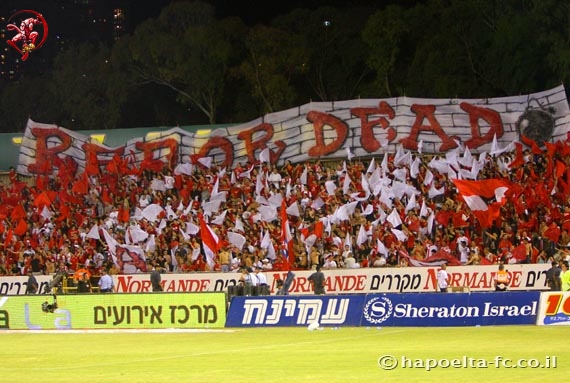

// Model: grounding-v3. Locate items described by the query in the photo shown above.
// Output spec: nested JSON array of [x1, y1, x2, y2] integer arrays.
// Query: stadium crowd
[[1, 137, 570, 279]]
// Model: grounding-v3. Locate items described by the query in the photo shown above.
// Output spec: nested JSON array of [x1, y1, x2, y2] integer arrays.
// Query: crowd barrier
[[225, 292, 542, 327], [0, 263, 550, 296], [0, 292, 226, 330]]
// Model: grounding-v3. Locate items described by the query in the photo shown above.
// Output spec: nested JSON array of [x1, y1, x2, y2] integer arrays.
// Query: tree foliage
[[50, 42, 127, 130]]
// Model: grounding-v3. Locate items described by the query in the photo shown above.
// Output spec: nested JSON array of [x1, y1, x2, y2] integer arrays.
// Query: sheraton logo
[[363, 296, 538, 320]]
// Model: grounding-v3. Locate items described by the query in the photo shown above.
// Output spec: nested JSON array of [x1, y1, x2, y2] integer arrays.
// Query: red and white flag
[[199, 214, 220, 269], [452, 178, 510, 228], [281, 199, 294, 268]]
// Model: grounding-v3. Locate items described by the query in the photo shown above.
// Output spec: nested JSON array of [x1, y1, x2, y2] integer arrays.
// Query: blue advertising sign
[[361, 292, 541, 327], [226, 295, 366, 327]]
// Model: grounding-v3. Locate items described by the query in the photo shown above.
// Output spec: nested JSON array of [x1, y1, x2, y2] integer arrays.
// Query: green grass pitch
[[0, 326, 566, 383]]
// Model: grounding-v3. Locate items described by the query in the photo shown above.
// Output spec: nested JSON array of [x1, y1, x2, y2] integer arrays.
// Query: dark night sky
[[2, 0, 422, 34], [130, 0, 422, 27]]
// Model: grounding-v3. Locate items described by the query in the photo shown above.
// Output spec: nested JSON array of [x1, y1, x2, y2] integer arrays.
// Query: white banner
[[16, 85, 569, 176], [0, 264, 550, 295]]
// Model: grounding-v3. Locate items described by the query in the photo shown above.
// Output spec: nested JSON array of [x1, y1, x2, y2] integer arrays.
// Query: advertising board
[[536, 292, 570, 326], [226, 292, 540, 327], [0, 293, 226, 330]]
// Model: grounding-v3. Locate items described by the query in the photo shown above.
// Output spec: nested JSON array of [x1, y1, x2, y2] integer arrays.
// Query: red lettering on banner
[[509, 271, 522, 288], [307, 111, 348, 157], [116, 275, 151, 293], [164, 279, 207, 292], [400, 104, 458, 152], [423, 269, 437, 290], [237, 123, 285, 164], [460, 102, 504, 148], [544, 294, 570, 316], [326, 275, 367, 292], [197, 136, 234, 169], [544, 294, 562, 315], [83, 142, 125, 175], [27, 127, 73, 174], [351, 101, 396, 152], [136, 138, 179, 170]]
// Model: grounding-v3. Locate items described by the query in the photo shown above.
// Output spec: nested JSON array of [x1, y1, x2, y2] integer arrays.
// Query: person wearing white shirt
[[344, 252, 360, 268], [254, 267, 269, 295], [267, 168, 282, 189], [261, 258, 273, 271], [458, 240, 469, 264], [437, 263, 449, 292], [249, 268, 259, 286], [323, 254, 337, 269], [98, 269, 114, 293]]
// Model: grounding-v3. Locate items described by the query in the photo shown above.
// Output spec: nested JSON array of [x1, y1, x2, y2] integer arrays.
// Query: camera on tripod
[[41, 294, 58, 313]]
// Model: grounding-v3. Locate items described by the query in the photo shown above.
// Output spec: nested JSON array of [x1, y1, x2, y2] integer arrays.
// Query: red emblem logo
[[6, 10, 49, 61]]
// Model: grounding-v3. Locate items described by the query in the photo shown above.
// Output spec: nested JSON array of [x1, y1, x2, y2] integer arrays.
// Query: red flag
[[521, 134, 543, 155], [33, 191, 52, 208], [85, 159, 100, 176], [479, 256, 492, 265], [435, 211, 453, 227], [452, 179, 510, 229], [556, 160, 566, 179], [14, 218, 27, 236], [10, 204, 26, 221], [314, 221, 324, 238], [118, 206, 130, 223], [4, 228, 13, 249], [511, 244, 528, 263], [508, 142, 525, 169], [543, 224, 561, 243], [106, 154, 121, 174], [199, 215, 220, 269], [71, 173, 89, 195], [399, 249, 460, 267], [423, 250, 462, 266], [101, 188, 113, 204], [544, 141, 557, 157]]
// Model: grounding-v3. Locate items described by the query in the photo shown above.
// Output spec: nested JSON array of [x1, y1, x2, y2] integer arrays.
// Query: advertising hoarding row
[[0, 290, 567, 330], [0, 263, 550, 296]]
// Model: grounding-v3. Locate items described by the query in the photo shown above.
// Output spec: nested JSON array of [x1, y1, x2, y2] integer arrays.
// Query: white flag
[[197, 157, 212, 169], [233, 218, 245, 233], [391, 228, 408, 242], [86, 224, 100, 240], [286, 202, 301, 217], [387, 209, 402, 228], [227, 231, 246, 250], [259, 147, 271, 163], [357, 225, 368, 246]]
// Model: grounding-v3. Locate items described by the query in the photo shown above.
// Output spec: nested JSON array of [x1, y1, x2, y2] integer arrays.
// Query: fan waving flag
[[280, 199, 294, 269], [452, 178, 510, 228], [199, 214, 220, 270]]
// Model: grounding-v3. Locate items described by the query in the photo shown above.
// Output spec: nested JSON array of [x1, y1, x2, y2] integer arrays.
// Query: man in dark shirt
[[546, 261, 561, 291], [26, 270, 38, 295], [150, 266, 163, 292], [308, 265, 326, 295], [77, 273, 93, 293]]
